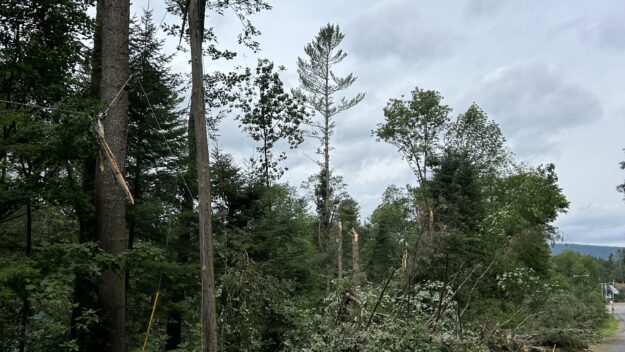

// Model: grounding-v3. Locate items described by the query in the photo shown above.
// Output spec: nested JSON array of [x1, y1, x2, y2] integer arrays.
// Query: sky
[[135, 0, 625, 246]]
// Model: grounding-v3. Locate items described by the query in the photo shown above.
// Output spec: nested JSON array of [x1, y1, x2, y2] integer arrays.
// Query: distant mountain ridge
[[550, 243, 623, 260]]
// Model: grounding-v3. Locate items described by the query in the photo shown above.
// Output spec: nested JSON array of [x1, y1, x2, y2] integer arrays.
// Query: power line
[[136, 79, 196, 202], [101, 73, 134, 120], [0, 99, 90, 116]]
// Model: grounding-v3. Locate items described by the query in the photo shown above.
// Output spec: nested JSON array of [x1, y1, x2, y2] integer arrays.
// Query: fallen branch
[[365, 268, 397, 330]]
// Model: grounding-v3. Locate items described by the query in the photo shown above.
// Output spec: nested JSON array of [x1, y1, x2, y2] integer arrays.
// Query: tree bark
[[188, 0, 218, 350], [19, 199, 32, 352], [337, 221, 343, 279], [93, 0, 130, 349], [350, 228, 360, 276]]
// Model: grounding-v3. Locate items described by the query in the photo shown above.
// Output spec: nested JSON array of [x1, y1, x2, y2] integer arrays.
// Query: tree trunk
[[188, 0, 218, 350], [94, 0, 130, 349], [350, 228, 360, 276], [18, 199, 32, 352], [337, 221, 343, 279], [25, 198, 31, 255]]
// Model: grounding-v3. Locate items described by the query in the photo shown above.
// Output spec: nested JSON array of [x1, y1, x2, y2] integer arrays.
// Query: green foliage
[[296, 24, 365, 117], [0, 2, 604, 350], [238, 59, 308, 186], [375, 87, 451, 183], [285, 278, 487, 352]]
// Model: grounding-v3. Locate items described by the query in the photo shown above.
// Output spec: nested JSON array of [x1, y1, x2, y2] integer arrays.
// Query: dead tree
[[337, 221, 343, 279], [188, 0, 218, 350], [350, 227, 361, 276]]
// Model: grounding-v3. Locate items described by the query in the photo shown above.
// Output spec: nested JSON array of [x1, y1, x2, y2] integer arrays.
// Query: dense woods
[[0, 1, 620, 351]]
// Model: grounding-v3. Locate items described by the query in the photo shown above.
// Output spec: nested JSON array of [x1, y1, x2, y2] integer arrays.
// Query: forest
[[0, 0, 622, 351]]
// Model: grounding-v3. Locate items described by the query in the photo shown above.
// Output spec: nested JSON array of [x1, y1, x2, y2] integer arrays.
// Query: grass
[[596, 316, 619, 339]]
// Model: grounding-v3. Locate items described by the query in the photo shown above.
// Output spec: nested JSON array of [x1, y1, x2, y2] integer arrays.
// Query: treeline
[[0, 1, 611, 351]]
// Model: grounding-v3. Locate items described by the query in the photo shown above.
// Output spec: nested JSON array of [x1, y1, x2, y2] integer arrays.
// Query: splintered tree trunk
[[94, 0, 130, 350], [350, 228, 360, 276], [337, 221, 343, 279], [188, 0, 218, 350]]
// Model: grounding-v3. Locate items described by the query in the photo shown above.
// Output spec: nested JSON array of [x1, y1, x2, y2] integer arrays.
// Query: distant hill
[[550, 243, 623, 260]]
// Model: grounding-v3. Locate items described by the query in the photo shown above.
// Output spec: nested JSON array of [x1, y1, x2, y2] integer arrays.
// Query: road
[[594, 303, 625, 352]]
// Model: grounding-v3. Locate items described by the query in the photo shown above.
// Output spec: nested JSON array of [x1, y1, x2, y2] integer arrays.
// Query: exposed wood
[[188, 0, 218, 350], [337, 221, 343, 279], [350, 227, 360, 275]]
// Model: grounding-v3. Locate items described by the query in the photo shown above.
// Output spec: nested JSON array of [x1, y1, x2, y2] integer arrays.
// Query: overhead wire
[[0, 99, 90, 116]]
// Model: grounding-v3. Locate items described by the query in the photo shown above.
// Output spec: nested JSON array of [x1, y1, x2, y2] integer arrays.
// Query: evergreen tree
[[239, 59, 308, 187], [127, 8, 186, 249], [296, 24, 365, 252]]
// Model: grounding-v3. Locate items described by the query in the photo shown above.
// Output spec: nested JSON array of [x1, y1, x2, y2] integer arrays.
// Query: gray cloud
[[558, 10, 625, 51], [465, 0, 515, 16], [346, 1, 457, 62], [557, 202, 625, 246], [464, 61, 602, 158]]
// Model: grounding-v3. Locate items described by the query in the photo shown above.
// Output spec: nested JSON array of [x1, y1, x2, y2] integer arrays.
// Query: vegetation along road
[[596, 303, 625, 352]]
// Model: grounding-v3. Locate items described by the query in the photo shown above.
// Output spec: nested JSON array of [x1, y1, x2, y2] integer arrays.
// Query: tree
[[127, 8, 186, 248], [365, 186, 412, 282], [93, 0, 130, 349], [375, 87, 451, 185], [296, 23, 365, 252], [336, 196, 360, 277], [429, 150, 483, 233], [0, 0, 94, 350], [239, 59, 308, 188], [446, 103, 511, 176], [126, 10, 187, 349], [187, 0, 218, 349]]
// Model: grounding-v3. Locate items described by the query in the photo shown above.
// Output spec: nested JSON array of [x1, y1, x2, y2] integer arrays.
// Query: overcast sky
[[137, 0, 625, 246]]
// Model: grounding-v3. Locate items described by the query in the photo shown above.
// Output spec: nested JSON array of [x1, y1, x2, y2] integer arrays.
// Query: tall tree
[[187, 0, 218, 349], [93, 0, 130, 349], [375, 87, 451, 185], [126, 10, 187, 349], [0, 0, 93, 349], [296, 24, 365, 252], [446, 103, 511, 176], [239, 59, 308, 188], [127, 8, 186, 251]]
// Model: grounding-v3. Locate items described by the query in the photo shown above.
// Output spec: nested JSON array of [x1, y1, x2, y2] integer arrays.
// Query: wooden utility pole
[[188, 0, 218, 350], [93, 0, 130, 350]]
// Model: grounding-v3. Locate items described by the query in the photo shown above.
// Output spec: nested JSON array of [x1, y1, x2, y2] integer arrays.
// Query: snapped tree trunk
[[93, 0, 130, 350], [350, 228, 360, 276], [188, 0, 218, 350], [337, 221, 343, 279]]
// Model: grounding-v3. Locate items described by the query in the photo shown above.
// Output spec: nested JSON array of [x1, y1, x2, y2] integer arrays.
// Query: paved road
[[594, 303, 625, 352]]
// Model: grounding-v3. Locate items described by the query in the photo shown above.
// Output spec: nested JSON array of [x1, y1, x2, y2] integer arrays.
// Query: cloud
[[346, 1, 457, 62], [558, 11, 625, 51], [464, 61, 602, 158], [556, 201, 625, 246], [465, 0, 516, 16]]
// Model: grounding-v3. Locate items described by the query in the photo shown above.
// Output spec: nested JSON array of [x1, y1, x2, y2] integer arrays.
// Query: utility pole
[[188, 0, 218, 350], [574, 274, 589, 303]]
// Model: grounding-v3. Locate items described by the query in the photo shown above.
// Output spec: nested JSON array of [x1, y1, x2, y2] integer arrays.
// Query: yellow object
[[141, 291, 160, 352]]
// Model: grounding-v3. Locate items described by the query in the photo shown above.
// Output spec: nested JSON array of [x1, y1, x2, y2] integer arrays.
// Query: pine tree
[[239, 59, 308, 188], [296, 24, 365, 253]]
